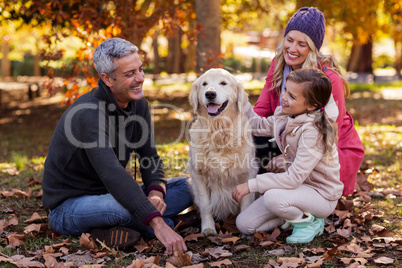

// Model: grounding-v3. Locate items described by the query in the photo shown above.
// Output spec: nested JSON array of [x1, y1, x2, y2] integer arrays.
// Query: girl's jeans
[[48, 177, 192, 239]]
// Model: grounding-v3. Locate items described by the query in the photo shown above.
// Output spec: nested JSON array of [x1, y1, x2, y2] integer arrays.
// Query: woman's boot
[[285, 212, 324, 244]]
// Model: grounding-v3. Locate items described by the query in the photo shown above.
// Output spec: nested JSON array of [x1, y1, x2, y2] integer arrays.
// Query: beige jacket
[[246, 104, 343, 201]]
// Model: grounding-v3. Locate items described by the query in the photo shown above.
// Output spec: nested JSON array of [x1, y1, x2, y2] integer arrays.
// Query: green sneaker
[[285, 213, 324, 244]]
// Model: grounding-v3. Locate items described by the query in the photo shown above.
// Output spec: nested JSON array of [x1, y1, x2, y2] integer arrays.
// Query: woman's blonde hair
[[272, 33, 350, 98]]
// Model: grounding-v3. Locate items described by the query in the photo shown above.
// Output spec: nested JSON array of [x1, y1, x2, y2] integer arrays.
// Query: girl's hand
[[232, 183, 250, 203], [265, 154, 286, 173]]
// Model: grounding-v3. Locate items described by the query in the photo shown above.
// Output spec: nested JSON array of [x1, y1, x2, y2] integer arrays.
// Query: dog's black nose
[[205, 90, 216, 100]]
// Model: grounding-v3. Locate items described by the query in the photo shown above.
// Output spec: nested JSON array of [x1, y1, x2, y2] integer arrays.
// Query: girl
[[233, 68, 344, 243], [253, 7, 364, 196]]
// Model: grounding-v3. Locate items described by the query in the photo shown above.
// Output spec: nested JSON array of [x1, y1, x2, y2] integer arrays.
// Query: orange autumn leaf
[[221, 236, 240, 245], [8, 214, 19, 225], [208, 259, 232, 267], [126, 258, 144, 268], [166, 251, 192, 266], [51, 239, 72, 248], [24, 212, 47, 223], [24, 223, 42, 235], [79, 233, 98, 250], [7, 234, 26, 248], [369, 224, 390, 237], [134, 238, 149, 253], [277, 256, 306, 266], [184, 233, 205, 242]]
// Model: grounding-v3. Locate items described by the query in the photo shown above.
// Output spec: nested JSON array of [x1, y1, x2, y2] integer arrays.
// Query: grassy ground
[[0, 80, 401, 267]]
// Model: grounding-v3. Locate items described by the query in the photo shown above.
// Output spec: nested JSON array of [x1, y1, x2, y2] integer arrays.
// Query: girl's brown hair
[[286, 68, 337, 157]]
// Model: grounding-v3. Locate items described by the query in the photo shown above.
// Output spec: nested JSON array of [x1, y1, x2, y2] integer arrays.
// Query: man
[[42, 38, 192, 254]]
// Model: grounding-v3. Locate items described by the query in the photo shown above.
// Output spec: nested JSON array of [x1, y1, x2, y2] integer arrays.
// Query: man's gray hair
[[93, 38, 138, 78]]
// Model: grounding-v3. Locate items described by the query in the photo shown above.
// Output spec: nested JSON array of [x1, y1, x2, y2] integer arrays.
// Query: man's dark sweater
[[42, 79, 166, 224]]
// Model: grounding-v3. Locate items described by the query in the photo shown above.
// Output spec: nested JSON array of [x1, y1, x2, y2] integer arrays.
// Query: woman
[[253, 7, 364, 196]]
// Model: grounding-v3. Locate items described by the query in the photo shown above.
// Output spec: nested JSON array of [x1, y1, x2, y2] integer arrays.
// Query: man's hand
[[149, 216, 187, 254], [232, 182, 250, 204], [148, 190, 166, 215]]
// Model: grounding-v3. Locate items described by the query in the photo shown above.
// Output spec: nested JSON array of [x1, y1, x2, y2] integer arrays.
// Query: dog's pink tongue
[[207, 104, 220, 114]]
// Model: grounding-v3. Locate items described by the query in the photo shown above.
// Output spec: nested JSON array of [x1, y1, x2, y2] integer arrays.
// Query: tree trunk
[[166, 30, 183, 74], [1, 39, 11, 78], [394, 39, 402, 79], [152, 31, 161, 79], [184, 19, 197, 74], [34, 39, 41, 76], [346, 37, 373, 73], [195, 0, 222, 74]]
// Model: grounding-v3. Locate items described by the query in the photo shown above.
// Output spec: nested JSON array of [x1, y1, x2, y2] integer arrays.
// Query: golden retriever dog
[[187, 68, 257, 236]]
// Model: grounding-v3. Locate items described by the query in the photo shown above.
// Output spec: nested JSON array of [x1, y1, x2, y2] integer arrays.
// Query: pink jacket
[[254, 59, 364, 195], [247, 106, 344, 201]]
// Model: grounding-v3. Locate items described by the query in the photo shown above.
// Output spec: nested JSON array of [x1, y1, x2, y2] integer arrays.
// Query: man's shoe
[[91, 226, 141, 250], [285, 213, 324, 244]]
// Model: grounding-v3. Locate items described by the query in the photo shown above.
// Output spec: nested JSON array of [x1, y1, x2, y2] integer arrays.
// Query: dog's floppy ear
[[236, 79, 248, 114], [189, 79, 200, 114]]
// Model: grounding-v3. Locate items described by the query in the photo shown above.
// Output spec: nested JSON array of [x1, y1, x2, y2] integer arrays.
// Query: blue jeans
[[48, 177, 192, 239]]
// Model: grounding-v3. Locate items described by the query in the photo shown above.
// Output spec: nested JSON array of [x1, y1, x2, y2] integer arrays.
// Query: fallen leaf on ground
[[208, 259, 232, 267], [340, 257, 368, 265], [374, 256, 394, 264], [355, 172, 374, 192], [204, 246, 233, 259], [259, 240, 275, 248], [52, 239, 72, 248], [264, 246, 293, 256], [59, 246, 69, 255], [337, 227, 352, 237], [134, 238, 149, 253], [336, 198, 354, 211], [6, 234, 26, 248], [24, 212, 47, 223], [11, 255, 45, 267], [277, 256, 306, 266], [8, 214, 19, 225], [338, 240, 362, 254], [0, 255, 16, 265], [182, 263, 203, 268], [24, 223, 42, 235], [302, 247, 327, 254], [221, 236, 240, 245], [322, 245, 343, 261], [166, 251, 192, 266], [126, 258, 144, 268], [80, 233, 98, 250], [12, 188, 31, 199], [184, 233, 204, 242], [326, 234, 349, 244], [369, 224, 390, 237], [231, 244, 250, 252], [144, 255, 161, 265]]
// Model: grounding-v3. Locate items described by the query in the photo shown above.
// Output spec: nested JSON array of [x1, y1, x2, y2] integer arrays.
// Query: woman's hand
[[232, 182, 250, 204]]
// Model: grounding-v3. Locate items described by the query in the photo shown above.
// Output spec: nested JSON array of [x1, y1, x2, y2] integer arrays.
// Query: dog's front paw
[[202, 227, 217, 237]]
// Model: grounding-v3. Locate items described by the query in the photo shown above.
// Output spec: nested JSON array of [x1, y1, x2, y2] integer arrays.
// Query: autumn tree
[[195, 0, 222, 73], [2, 0, 195, 103], [384, 0, 402, 78], [0, 0, 51, 77], [297, 0, 386, 73]]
